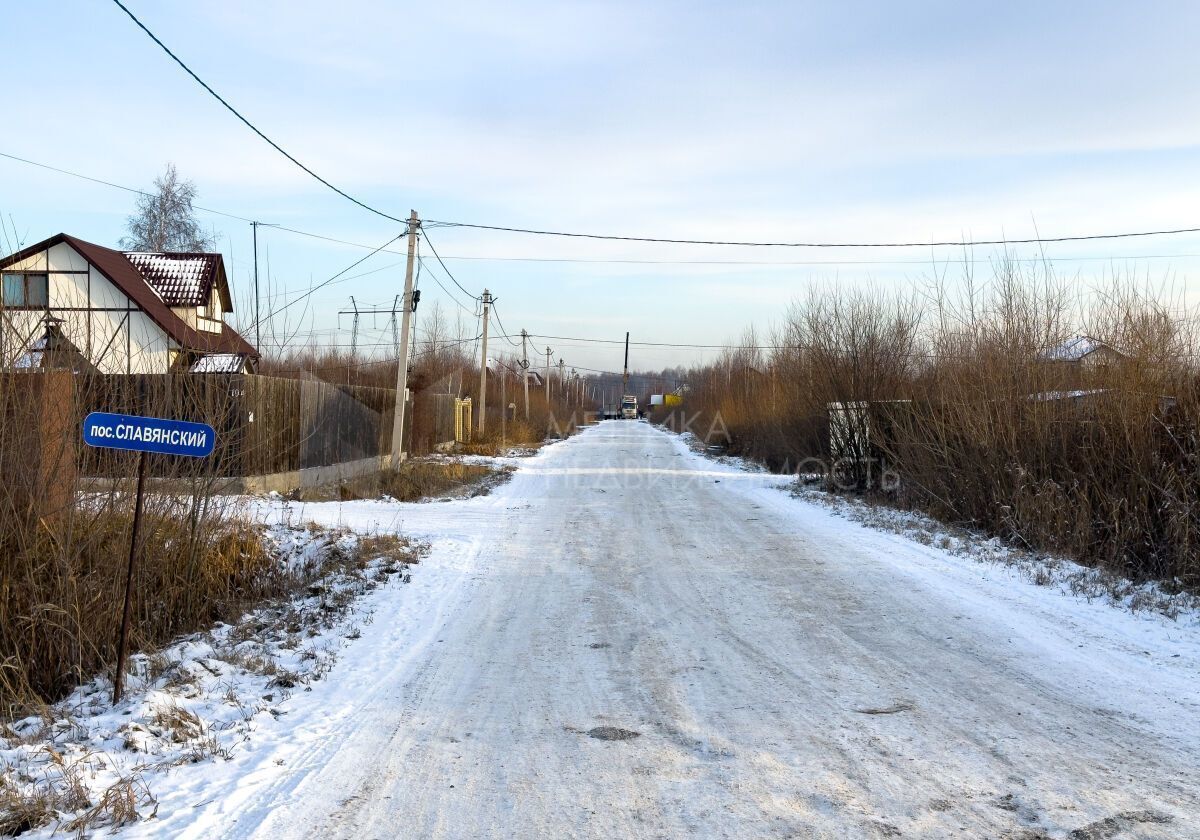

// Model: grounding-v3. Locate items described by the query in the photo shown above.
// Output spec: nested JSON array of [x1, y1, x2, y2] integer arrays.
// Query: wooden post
[[39, 371, 76, 531], [113, 450, 148, 705]]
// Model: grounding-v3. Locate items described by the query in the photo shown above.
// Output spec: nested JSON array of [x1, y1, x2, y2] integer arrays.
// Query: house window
[[1, 273, 49, 307]]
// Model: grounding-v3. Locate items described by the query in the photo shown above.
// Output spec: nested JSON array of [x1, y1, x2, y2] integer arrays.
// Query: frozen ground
[[19, 421, 1200, 838]]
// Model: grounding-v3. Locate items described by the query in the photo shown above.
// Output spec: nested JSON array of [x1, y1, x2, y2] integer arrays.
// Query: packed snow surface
[[119, 422, 1198, 837]]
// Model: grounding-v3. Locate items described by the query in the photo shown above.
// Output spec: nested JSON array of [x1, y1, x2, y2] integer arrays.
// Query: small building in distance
[[1039, 335, 1128, 367], [1037, 335, 1129, 390]]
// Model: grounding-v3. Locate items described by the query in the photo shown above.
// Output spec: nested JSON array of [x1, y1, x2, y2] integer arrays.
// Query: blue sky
[[5, 0, 1200, 372]]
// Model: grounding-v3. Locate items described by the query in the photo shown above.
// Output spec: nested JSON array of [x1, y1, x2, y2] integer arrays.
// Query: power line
[[254, 261, 408, 307], [564, 363, 624, 376], [9, 149, 1200, 268], [297, 335, 481, 351], [57, 0, 1200, 254], [527, 331, 1200, 362], [0, 150, 256, 224], [488, 301, 523, 348], [418, 257, 479, 317], [267, 329, 620, 380], [425, 219, 1200, 250], [399, 230, 478, 318], [283, 249, 1200, 267], [528, 333, 783, 349], [262, 334, 482, 375], [69, 0, 1200, 256], [269, 230, 406, 319], [420, 228, 481, 300], [109, 0, 406, 225]]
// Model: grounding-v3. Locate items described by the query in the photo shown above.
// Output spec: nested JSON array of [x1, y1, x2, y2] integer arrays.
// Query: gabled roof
[[1039, 335, 1126, 362], [125, 252, 230, 309], [0, 233, 256, 359]]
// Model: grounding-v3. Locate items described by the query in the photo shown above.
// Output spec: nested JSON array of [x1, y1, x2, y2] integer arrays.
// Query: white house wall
[[174, 306, 199, 329], [0, 310, 46, 363], [5, 250, 46, 271], [125, 309, 172, 373]]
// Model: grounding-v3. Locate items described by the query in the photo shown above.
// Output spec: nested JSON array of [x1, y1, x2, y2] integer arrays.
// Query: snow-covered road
[[137, 421, 1199, 839]]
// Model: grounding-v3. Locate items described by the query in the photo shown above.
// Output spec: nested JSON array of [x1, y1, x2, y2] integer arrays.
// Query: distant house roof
[[1039, 335, 1126, 363], [125, 252, 228, 308], [0, 233, 256, 359], [11, 328, 94, 373], [1029, 388, 1108, 402]]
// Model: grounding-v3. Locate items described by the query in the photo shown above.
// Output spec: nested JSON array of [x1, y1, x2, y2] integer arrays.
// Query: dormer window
[[2, 273, 49, 307]]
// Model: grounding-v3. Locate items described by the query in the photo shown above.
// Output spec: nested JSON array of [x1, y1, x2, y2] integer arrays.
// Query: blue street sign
[[83, 412, 215, 458]]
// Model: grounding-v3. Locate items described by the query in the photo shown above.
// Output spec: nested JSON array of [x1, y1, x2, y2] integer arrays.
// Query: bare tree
[[120, 163, 215, 252]]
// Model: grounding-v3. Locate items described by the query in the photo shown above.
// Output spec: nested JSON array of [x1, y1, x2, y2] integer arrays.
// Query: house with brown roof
[[0, 233, 257, 374]]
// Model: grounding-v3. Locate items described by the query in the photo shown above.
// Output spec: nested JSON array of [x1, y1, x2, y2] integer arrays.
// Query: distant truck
[[621, 395, 638, 419]]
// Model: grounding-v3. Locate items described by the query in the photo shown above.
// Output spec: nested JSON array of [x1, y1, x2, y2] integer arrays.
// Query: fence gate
[[455, 397, 472, 444]]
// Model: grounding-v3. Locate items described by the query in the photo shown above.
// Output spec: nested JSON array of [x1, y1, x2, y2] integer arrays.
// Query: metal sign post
[[82, 412, 216, 704]]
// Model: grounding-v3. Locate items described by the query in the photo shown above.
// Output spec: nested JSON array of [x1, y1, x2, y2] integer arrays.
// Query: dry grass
[[0, 747, 109, 837], [298, 459, 509, 502], [0, 503, 285, 715], [62, 775, 154, 836], [0, 373, 294, 717], [357, 533, 420, 565]]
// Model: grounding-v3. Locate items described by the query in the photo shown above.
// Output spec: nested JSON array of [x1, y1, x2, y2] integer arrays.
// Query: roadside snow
[[1, 524, 425, 838], [678, 428, 1200, 626]]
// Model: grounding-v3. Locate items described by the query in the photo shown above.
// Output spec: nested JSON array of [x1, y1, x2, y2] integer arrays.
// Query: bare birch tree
[[120, 163, 215, 252]]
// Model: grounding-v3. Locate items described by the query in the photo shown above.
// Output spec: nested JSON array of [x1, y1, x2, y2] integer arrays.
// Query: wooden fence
[[0, 371, 472, 480]]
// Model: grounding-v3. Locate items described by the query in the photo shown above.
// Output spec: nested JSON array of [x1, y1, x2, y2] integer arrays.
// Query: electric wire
[[109, 0, 407, 225], [488, 301, 523, 349], [269, 230, 406, 319], [263, 333, 482, 375], [420, 228, 481, 300], [97, 1, 1200, 252], [418, 257, 479, 317], [425, 219, 1200, 250], [8, 150, 1200, 268]]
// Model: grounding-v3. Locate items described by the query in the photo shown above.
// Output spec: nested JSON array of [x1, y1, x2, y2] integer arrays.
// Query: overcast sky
[[5, 0, 1200, 372]]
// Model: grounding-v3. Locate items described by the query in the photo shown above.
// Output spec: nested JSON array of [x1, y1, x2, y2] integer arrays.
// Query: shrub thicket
[[673, 266, 1200, 587]]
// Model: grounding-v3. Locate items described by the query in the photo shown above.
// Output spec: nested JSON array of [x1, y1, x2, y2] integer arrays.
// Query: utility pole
[[251, 221, 261, 350], [348, 296, 360, 357], [478, 289, 492, 435], [520, 329, 530, 420], [390, 210, 420, 466], [622, 331, 630, 396], [558, 359, 565, 398], [340, 298, 406, 356], [544, 346, 552, 403]]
